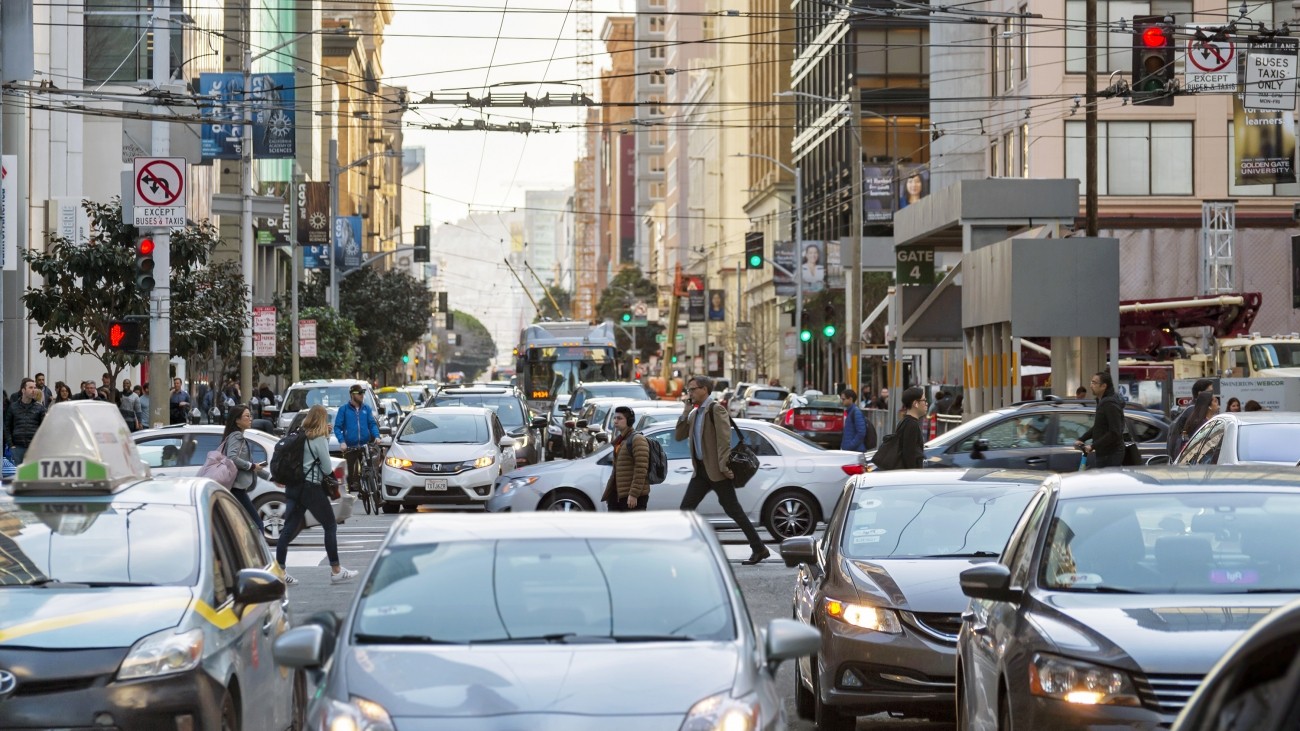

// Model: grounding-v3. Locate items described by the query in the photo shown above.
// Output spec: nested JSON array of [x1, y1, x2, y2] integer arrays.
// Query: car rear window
[[433, 394, 526, 427], [283, 385, 355, 412], [1236, 423, 1300, 463], [841, 483, 1035, 559], [753, 390, 788, 401]]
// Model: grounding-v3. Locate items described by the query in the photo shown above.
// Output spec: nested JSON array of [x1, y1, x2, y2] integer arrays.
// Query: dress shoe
[[741, 547, 771, 565]]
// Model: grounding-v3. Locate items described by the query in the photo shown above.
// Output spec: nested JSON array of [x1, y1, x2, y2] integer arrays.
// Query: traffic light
[[106, 319, 144, 352], [744, 231, 764, 269], [402, 354, 411, 364], [822, 323, 837, 338], [799, 328, 812, 343], [671, 354, 678, 363], [621, 312, 632, 323], [413, 225, 430, 263], [1132, 16, 1175, 106], [135, 236, 156, 295]]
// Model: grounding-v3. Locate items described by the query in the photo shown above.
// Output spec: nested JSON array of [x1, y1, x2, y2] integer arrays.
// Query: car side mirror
[[595, 432, 609, 444], [959, 563, 1021, 603], [273, 624, 325, 671], [232, 568, 285, 619], [780, 535, 817, 568], [531, 416, 548, 429], [576, 419, 588, 429], [764, 618, 821, 672], [498, 436, 517, 448], [379, 435, 393, 448], [564, 420, 577, 429], [379, 426, 392, 436]]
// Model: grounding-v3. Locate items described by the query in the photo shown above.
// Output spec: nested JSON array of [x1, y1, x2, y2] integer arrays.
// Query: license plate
[[811, 420, 827, 429], [424, 478, 448, 491]]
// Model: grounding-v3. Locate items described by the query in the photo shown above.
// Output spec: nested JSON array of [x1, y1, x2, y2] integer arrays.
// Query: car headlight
[[512, 433, 529, 448], [117, 627, 203, 680], [318, 696, 395, 731], [823, 598, 902, 633], [1029, 653, 1141, 706], [501, 475, 538, 496], [465, 454, 495, 469], [679, 691, 759, 731], [384, 456, 412, 469]]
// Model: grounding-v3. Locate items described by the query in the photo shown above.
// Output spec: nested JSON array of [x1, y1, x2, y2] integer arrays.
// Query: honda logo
[[431, 464, 442, 472], [0, 669, 17, 700]]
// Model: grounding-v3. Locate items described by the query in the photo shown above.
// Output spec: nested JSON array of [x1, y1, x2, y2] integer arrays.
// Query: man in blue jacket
[[334, 384, 380, 493], [840, 388, 872, 452]]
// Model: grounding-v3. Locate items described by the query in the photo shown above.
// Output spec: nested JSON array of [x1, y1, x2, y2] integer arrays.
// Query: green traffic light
[[823, 324, 837, 337], [748, 254, 762, 268], [622, 312, 632, 322], [799, 329, 812, 343], [671, 355, 678, 363], [402, 354, 410, 363]]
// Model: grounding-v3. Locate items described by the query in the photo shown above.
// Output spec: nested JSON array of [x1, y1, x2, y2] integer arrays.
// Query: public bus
[[515, 321, 620, 413]]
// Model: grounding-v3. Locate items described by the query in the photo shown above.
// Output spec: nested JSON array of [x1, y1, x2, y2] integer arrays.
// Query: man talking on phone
[[675, 375, 770, 565]]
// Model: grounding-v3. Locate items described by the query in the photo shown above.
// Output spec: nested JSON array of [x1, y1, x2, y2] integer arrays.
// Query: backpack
[[270, 429, 309, 484], [641, 433, 667, 485], [871, 434, 901, 471]]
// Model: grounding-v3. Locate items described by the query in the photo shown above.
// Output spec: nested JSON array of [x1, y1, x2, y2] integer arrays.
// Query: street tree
[[535, 285, 572, 321], [339, 266, 434, 383], [254, 306, 359, 381], [594, 266, 661, 357]]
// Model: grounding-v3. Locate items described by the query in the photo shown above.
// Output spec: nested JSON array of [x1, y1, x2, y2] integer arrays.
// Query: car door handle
[[759, 464, 779, 470], [1024, 457, 1045, 465], [674, 466, 694, 473]]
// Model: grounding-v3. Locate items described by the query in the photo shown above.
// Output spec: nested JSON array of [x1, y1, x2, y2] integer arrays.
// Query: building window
[[1003, 131, 1014, 176], [1065, 120, 1193, 195], [85, 0, 182, 83], [649, 16, 666, 33], [1003, 20, 1014, 90], [702, 16, 716, 40], [649, 155, 665, 173], [649, 181, 666, 199], [1018, 8, 1029, 80], [990, 27, 1000, 95], [648, 0, 665, 6], [1065, 0, 1191, 73], [649, 45, 665, 59], [647, 96, 664, 116], [991, 137, 1001, 176], [648, 127, 666, 147], [649, 70, 665, 86], [855, 28, 929, 89], [1020, 123, 1030, 177]]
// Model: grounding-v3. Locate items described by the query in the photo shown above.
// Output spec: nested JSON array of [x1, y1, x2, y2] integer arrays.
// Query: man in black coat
[[895, 387, 927, 469], [5, 379, 46, 463], [1075, 370, 1126, 468]]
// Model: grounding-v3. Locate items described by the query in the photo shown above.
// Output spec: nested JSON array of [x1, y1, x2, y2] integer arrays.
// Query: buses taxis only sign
[[132, 157, 186, 228], [1244, 43, 1298, 111]]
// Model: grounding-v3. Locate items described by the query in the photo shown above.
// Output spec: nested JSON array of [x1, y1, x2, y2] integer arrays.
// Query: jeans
[[9, 446, 26, 464], [230, 487, 264, 534], [275, 482, 340, 568], [344, 446, 368, 492], [681, 459, 767, 552]]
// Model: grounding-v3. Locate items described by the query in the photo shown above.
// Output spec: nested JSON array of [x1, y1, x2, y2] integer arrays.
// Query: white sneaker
[[284, 574, 299, 586], [330, 567, 357, 584]]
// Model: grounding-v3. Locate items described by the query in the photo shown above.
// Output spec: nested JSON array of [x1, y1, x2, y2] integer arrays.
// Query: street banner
[[687, 276, 706, 322], [862, 163, 929, 222], [199, 72, 296, 160], [296, 182, 329, 245], [707, 289, 725, 321], [826, 240, 844, 290], [774, 240, 828, 296], [255, 182, 290, 246], [334, 215, 363, 271], [1233, 38, 1298, 185], [1292, 235, 1300, 309], [1, 155, 16, 271], [303, 245, 327, 270]]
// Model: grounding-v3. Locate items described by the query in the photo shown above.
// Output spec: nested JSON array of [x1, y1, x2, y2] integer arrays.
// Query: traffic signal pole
[[148, 0, 172, 427]]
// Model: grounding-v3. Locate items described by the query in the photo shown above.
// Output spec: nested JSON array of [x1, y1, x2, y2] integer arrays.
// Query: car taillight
[[841, 464, 866, 475], [748, 400, 760, 406], [334, 464, 345, 480], [784, 411, 794, 426]]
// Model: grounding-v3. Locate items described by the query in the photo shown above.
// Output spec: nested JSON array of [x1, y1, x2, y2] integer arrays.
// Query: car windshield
[[283, 385, 354, 412], [0, 499, 199, 586], [354, 538, 735, 643], [841, 483, 1035, 559], [1042, 491, 1300, 593], [382, 391, 415, 408], [433, 394, 525, 428], [1236, 424, 1300, 463], [398, 413, 489, 444], [926, 409, 1015, 448], [586, 384, 649, 400]]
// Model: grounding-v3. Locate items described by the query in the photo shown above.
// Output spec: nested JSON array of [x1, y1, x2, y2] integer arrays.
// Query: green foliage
[[254, 306, 359, 380], [536, 285, 572, 321], [339, 266, 434, 380], [443, 309, 495, 378], [594, 265, 661, 354]]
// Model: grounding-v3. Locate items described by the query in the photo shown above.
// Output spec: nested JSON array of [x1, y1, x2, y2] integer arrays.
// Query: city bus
[[515, 321, 620, 413]]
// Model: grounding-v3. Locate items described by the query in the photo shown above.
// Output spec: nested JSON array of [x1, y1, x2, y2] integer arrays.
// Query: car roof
[[288, 378, 370, 387], [389, 511, 706, 546], [851, 468, 1047, 489], [437, 386, 514, 395], [1052, 465, 1300, 498], [1208, 412, 1300, 426], [411, 405, 495, 417], [578, 382, 645, 389]]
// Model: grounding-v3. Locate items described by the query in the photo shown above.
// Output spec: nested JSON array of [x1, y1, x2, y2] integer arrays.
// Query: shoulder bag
[[197, 435, 239, 489], [711, 407, 759, 486]]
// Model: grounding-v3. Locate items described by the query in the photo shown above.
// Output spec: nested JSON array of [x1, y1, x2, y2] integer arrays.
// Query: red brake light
[[841, 464, 866, 475], [1141, 26, 1165, 47], [748, 400, 760, 406], [784, 411, 794, 426]]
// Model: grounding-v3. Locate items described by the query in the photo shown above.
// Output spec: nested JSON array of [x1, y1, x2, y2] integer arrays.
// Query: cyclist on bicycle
[[334, 384, 380, 494]]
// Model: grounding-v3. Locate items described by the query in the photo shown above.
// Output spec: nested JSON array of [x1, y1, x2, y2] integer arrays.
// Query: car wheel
[[381, 501, 401, 514], [290, 670, 307, 731], [794, 657, 815, 720], [812, 655, 855, 731], [763, 489, 820, 541], [998, 687, 1013, 731], [955, 671, 968, 730], [220, 690, 240, 731], [538, 489, 593, 512], [253, 493, 288, 546]]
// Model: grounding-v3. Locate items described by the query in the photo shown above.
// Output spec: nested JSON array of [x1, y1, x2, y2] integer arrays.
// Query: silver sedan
[[1174, 412, 1300, 466], [489, 418, 867, 541]]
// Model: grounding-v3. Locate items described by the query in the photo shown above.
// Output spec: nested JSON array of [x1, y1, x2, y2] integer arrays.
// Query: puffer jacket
[[601, 429, 650, 503], [6, 399, 45, 447]]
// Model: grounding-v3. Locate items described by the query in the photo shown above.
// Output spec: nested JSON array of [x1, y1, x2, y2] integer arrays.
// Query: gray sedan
[[273, 511, 820, 731], [1173, 412, 1300, 466], [489, 419, 868, 541]]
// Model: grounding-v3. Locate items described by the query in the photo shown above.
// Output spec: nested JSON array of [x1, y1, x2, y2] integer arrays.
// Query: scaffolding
[[1201, 200, 1236, 295]]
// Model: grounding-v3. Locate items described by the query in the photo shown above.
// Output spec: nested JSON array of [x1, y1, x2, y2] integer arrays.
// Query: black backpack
[[270, 429, 309, 484], [641, 433, 667, 485], [871, 434, 901, 471]]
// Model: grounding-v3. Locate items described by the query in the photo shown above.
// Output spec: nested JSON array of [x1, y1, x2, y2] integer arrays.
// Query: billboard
[[774, 240, 827, 296], [707, 289, 725, 321], [199, 72, 296, 160], [863, 164, 929, 222]]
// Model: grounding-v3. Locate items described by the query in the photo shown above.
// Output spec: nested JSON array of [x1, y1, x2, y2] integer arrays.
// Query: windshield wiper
[[608, 634, 694, 642], [921, 551, 1000, 558], [1079, 585, 1143, 594], [470, 633, 609, 645], [353, 633, 464, 645]]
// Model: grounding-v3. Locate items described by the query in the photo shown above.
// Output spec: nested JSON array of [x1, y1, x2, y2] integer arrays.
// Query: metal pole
[[1085, 0, 1098, 236], [148, 0, 172, 427], [847, 87, 863, 395], [329, 139, 340, 311], [239, 47, 254, 403], [291, 175, 300, 382], [794, 165, 804, 394], [735, 254, 742, 381]]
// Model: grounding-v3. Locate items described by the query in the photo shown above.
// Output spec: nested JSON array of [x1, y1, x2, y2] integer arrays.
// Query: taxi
[[0, 401, 301, 731]]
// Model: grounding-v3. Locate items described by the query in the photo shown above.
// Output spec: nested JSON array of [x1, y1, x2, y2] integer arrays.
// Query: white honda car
[[380, 406, 517, 511]]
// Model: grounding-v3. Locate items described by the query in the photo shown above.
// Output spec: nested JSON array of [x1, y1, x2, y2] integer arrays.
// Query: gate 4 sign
[[896, 247, 935, 285], [132, 157, 186, 227], [1184, 34, 1236, 93]]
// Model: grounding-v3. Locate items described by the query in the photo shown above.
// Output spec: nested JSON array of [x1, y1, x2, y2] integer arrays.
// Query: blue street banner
[[335, 215, 363, 271], [303, 245, 327, 270], [199, 72, 296, 160]]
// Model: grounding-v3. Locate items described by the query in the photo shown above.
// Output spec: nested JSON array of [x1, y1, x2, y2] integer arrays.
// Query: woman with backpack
[[601, 405, 650, 511], [223, 405, 269, 533], [274, 405, 356, 586]]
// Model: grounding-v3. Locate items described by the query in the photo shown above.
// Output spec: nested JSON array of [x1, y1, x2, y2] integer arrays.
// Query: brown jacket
[[674, 400, 733, 482], [601, 429, 650, 502]]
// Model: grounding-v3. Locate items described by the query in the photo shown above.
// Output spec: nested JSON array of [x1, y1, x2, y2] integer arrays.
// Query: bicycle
[[347, 443, 382, 515]]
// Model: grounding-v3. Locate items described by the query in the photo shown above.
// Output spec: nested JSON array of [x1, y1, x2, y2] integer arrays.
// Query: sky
[[382, 0, 632, 228]]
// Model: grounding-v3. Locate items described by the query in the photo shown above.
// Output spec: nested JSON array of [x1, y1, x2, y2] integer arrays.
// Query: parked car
[[379, 406, 517, 512], [633, 406, 684, 430], [565, 397, 634, 459], [490, 419, 866, 541], [782, 469, 1044, 728], [273, 511, 820, 731], [376, 386, 418, 415], [882, 398, 1169, 472], [133, 423, 352, 545], [737, 385, 791, 421], [1172, 412, 1300, 466], [957, 466, 1300, 730], [426, 385, 542, 466], [275, 378, 383, 456], [570, 398, 667, 457], [777, 392, 847, 448], [727, 382, 755, 417]]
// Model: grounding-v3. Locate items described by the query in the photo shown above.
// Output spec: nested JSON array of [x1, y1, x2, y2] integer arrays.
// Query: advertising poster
[[896, 164, 930, 211], [1233, 40, 1298, 186], [826, 240, 844, 290], [795, 240, 826, 294], [297, 182, 329, 245], [774, 240, 797, 296], [334, 215, 363, 271], [707, 289, 725, 321], [199, 72, 296, 160], [862, 164, 929, 222], [255, 182, 290, 246], [0, 155, 14, 271]]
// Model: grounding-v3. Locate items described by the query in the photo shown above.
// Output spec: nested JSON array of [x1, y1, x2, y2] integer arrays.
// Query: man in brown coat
[[601, 405, 650, 511], [675, 375, 770, 564]]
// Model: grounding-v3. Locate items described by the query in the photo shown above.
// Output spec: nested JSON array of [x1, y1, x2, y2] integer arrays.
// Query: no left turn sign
[[135, 158, 184, 206], [1187, 37, 1234, 72]]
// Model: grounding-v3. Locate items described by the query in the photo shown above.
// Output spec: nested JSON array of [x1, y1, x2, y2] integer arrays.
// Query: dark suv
[[426, 386, 542, 466], [891, 397, 1169, 471]]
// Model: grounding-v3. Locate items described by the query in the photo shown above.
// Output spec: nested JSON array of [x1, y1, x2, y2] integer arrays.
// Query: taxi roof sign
[[12, 401, 151, 495]]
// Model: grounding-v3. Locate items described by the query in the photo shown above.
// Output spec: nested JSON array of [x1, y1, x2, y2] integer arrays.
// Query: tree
[[443, 309, 495, 378], [22, 200, 244, 384], [594, 265, 662, 357], [254, 306, 359, 381], [535, 285, 572, 321], [339, 266, 434, 382]]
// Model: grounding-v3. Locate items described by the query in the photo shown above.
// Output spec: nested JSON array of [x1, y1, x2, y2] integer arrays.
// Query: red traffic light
[[107, 319, 143, 351], [109, 322, 127, 348], [138, 238, 155, 256], [1141, 26, 1167, 47]]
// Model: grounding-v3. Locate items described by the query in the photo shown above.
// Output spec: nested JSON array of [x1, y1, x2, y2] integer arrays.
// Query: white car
[[737, 385, 790, 421], [1174, 412, 1300, 465], [380, 406, 518, 511], [490, 419, 866, 541], [132, 424, 353, 545]]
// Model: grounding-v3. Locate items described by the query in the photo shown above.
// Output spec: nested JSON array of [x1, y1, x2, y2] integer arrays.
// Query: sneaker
[[330, 567, 358, 584], [284, 574, 299, 586], [741, 547, 771, 566]]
